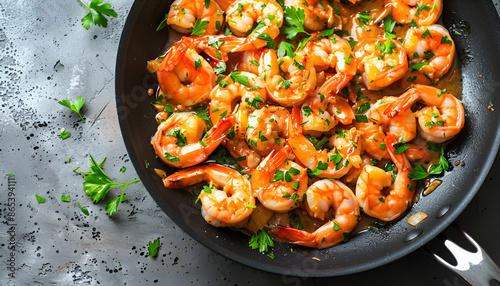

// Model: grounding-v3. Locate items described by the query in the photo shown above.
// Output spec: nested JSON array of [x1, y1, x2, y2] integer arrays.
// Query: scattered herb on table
[[78, 154, 140, 216], [58, 96, 86, 123], [60, 128, 72, 140], [78, 201, 90, 216], [79, 0, 118, 30], [36, 195, 46, 204], [148, 238, 160, 258]]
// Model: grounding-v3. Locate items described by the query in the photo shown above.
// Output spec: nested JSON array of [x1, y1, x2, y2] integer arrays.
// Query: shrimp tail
[[203, 114, 237, 151], [270, 226, 316, 248], [160, 37, 193, 72], [318, 73, 352, 96], [385, 134, 411, 171], [220, 36, 257, 53], [164, 163, 239, 189], [404, 144, 432, 161], [163, 165, 209, 189], [383, 88, 420, 118], [331, 95, 356, 125], [262, 145, 292, 173]]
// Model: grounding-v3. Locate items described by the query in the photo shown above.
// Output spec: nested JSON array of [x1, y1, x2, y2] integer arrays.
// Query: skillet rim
[[115, 0, 500, 277]]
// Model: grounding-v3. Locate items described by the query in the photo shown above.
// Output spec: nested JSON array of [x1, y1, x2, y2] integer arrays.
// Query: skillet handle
[[423, 224, 500, 286]]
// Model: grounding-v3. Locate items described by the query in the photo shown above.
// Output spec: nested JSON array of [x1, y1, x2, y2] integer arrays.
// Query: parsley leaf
[[60, 128, 72, 140], [36, 195, 46, 204], [156, 14, 169, 31], [281, 6, 310, 40], [165, 128, 187, 146], [357, 11, 372, 27], [393, 143, 410, 155], [249, 229, 274, 253], [230, 71, 251, 87], [377, 40, 397, 59], [410, 62, 429, 70], [58, 96, 86, 122], [78, 201, 90, 216], [61, 195, 72, 202], [256, 33, 278, 50], [148, 238, 160, 258], [441, 35, 453, 45], [409, 145, 449, 180], [383, 10, 397, 39], [355, 102, 371, 114], [408, 164, 429, 180], [79, 0, 118, 30], [277, 41, 296, 58], [78, 154, 140, 215], [189, 18, 209, 36], [105, 190, 129, 216]]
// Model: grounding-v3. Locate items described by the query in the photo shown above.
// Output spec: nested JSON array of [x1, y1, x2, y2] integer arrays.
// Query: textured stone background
[[1, 1, 500, 285]]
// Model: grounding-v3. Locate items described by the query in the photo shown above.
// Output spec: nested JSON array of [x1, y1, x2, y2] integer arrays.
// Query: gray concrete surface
[[1, 1, 500, 285]]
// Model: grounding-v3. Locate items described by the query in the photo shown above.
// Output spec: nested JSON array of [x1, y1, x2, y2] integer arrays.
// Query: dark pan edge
[[115, 0, 500, 277]]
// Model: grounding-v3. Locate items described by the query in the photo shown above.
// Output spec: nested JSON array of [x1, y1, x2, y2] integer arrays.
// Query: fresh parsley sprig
[[78, 154, 140, 216], [249, 229, 274, 254], [78, 0, 118, 30], [281, 6, 310, 40], [408, 144, 449, 180], [58, 96, 86, 123], [383, 9, 397, 39]]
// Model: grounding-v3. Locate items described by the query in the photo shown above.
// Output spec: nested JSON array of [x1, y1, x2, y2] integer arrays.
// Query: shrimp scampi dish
[[148, 0, 464, 252]]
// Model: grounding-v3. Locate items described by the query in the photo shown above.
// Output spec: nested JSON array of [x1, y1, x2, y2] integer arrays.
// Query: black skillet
[[115, 0, 500, 277]]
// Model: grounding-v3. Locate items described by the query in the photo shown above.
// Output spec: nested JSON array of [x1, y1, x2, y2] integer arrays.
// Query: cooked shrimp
[[260, 49, 316, 106], [383, 85, 464, 143], [157, 48, 216, 106], [236, 49, 265, 75], [367, 96, 417, 143], [225, 0, 283, 49], [356, 134, 415, 221], [354, 38, 408, 90], [246, 106, 291, 156], [288, 107, 362, 179], [271, 179, 360, 248], [404, 24, 455, 81], [329, 94, 356, 125], [210, 71, 267, 170], [299, 91, 337, 136], [385, 0, 443, 26], [305, 33, 357, 96], [209, 71, 267, 126], [355, 121, 389, 160], [251, 146, 308, 212], [167, 0, 224, 35], [285, 0, 335, 31], [152, 113, 236, 168], [298, 91, 355, 136], [164, 163, 254, 227]]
